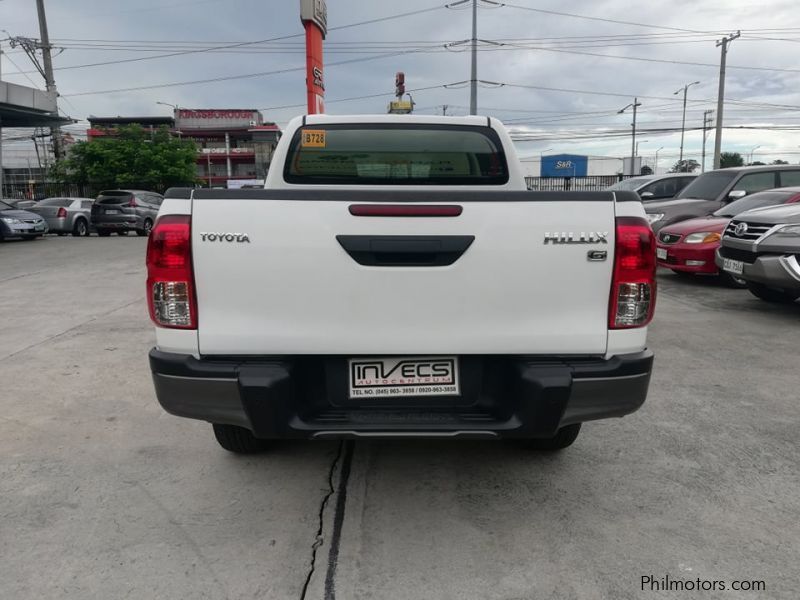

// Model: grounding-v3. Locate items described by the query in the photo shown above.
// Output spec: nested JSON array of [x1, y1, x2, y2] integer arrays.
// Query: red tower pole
[[300, 1, 326, 114]]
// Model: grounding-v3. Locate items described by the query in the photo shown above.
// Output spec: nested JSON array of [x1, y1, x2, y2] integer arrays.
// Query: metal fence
[[525, 175, 633, 191], [1, 181, 174, 201]]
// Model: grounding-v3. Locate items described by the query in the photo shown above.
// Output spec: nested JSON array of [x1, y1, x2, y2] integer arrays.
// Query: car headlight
[[684, 232, 722, 244], [773, 224, 800, 237], [646, 213, 665, 224], [1, 217, 23, 225]]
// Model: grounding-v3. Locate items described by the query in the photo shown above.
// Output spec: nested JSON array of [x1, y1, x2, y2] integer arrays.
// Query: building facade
[[87, 109, 281, 187]]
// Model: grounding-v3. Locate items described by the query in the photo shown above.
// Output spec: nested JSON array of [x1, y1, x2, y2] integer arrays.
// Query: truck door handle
[[336, 235, 475, 267]]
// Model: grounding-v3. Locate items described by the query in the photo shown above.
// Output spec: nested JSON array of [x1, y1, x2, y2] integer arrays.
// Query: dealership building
[[87, 109, 281, 187]]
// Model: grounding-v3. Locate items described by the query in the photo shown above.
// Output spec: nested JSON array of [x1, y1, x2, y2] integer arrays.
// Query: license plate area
[[656, 247, 667, 261], [348, 356, 460, 399], [722, 258, 744, 275], [105, 209, 120, 214]]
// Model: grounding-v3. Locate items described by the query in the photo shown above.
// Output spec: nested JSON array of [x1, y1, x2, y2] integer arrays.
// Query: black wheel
[[525, 424, 581, 451], [212, 424, 270, 454], [72, 219, 89, 237], [747, 282, 799, 304], [97, 229, 111, 237], [719, 271, 748, 289], [117, 230, 129, 236], [137, 219, 153, 237]]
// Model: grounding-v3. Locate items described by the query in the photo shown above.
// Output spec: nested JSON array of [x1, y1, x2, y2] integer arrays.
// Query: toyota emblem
[[734, 222, 749, 236]]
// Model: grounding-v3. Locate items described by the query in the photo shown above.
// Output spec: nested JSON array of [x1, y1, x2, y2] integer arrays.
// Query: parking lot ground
[[1, 236, 798, 599]]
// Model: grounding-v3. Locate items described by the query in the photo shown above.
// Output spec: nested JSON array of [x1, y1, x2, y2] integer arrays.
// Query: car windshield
[[714, 191, 793, 217], [36, 198, 72, 207], [676, 171, 737, 200], [0, 200, 14, 210], [606, 177, 654, 191], [284, 124, 509, 185]]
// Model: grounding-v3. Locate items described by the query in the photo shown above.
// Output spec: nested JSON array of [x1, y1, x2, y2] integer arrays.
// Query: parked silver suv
[[716, 203, 800, 303], [91, 190, 163, 237]]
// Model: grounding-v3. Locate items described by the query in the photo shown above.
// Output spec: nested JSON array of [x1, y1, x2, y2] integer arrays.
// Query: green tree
[[719, 152, 744, 168], [670, 159, 700, 173], [640, 165, 653, 175], [54, 124, 197, 191], [772, 159, 789, 165]]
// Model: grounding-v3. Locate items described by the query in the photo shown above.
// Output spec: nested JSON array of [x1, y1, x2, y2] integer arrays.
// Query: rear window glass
[[97, 191, 133, 204], [284, 124, 509, 185], [606, 177, 653, 191], [36, 198, 72, 207]]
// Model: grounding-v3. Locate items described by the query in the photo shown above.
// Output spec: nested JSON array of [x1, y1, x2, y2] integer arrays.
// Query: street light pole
[[674, 81, 700, 163], [655, 146, 664, 173], [748, 145, 761, 164], [619, 98, 642, 175], [539, 147, 552, 176]]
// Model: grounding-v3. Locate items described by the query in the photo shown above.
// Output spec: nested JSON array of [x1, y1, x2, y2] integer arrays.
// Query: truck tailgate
[[191, 195, 616, 355]]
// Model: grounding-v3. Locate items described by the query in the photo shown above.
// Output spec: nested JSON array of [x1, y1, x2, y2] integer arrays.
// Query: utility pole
[[674, 81, 700, 163], [713, 31, 740, 170], [470, 0, 477, 115], [442, 105, 448, 116], [35, 0, 62, 161], [618, 98, 642, 176], [701, 109, 714, 172]]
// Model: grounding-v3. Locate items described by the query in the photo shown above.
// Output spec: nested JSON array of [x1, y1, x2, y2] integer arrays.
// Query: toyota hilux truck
[[146, 115, 656, 453]]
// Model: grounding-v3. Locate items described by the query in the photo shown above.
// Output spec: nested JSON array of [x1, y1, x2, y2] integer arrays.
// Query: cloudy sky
[[1, 0, 798, 170]]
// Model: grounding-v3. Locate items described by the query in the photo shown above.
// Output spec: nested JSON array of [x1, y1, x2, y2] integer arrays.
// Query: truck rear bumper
[[149, 349, 653, 439]]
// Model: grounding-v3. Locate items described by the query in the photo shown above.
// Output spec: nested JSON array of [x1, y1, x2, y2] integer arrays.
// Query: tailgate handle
[[336, 235, 474, 267]]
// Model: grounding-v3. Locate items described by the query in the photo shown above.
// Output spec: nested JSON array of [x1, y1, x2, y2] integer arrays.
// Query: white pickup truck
[[146, 114, 656, 453]]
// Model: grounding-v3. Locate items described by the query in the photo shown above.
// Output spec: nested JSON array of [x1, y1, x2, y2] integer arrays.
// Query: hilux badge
[[544, 232, 609, 245]]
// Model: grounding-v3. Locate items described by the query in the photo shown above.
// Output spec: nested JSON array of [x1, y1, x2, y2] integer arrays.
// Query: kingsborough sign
[[175, 109, 263, 129]]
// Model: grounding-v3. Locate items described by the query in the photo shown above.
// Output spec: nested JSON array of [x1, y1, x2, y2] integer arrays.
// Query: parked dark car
[[0, 199, 48, 240], [605, 173, 696, 200], [645, 165, 800, 232], [28, 197, 95, 236], [716, 203, 800, 303], [90, 190, 163, 236]]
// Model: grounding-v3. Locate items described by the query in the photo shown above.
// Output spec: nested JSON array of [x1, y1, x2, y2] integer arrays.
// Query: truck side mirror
[[640, 192, 654, 199]]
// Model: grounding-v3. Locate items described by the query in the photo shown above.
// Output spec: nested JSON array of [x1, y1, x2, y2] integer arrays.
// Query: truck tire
[[525, 424, 581, 451], [212, 424, 270, 454], [747, 282, 799, 304]]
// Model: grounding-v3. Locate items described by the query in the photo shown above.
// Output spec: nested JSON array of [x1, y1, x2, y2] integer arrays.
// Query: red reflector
[[349, 204, 463, 217], [128, 198, 138, 207], [609, 216, 657, 329], [56, 207, 67, 219], [146, 215, 197, 329]]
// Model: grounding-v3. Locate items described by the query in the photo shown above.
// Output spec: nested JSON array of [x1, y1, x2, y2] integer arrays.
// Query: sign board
[[541, 154, 588, 177], [300, 0, 327, 37], [175, 109, 262, 130], [388, 100, 413, 114], [622, 156, 643, 176]]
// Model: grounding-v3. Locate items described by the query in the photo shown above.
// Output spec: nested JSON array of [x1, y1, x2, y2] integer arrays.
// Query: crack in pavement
[[0, 298, 142, 362], [300, 440, 355, 600], [324, 441, 355, 600], [300, 441, 346, 600]]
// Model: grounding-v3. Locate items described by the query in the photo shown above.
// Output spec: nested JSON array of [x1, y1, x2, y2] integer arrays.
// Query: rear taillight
[[56, 207, 67, 218], [146, 215, 197, 329], [609, 216, 656, 329]]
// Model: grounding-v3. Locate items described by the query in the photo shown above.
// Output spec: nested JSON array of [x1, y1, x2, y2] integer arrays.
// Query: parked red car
[[656, 187, 800, 286]]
